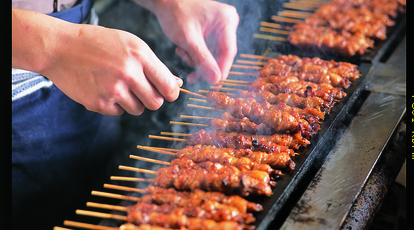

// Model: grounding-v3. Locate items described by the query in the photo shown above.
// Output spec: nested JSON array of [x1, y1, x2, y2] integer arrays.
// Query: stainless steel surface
[[280, 37, 406, 230]]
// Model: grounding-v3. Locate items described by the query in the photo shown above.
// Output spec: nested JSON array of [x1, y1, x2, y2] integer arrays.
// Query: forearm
[[12, 8, 76, 74]]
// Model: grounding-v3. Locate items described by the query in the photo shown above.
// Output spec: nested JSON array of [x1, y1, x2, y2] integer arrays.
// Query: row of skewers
[[57, 54, 362, 230], [255, 0, 406, 57]]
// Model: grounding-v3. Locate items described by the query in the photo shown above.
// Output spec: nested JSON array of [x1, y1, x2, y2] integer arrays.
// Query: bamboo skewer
[[119, 165, 158, 174], [91, 190, 140, 202], [187, 104, 216, 110], [129, 155, 171, 166], [210, 86, 242, 91], [283, 2, 318, 11], [86, 202, 128, 212], [104, 184, 147, 193], [235, 60, 265, 65], [189, 98, 208, 103], [260, 22, 291, 31], [54, 227, 73, 230], [180, 115, 215, 120], [179, 88, 207, 99], [63, 220, 118, 230], [229, 71, 258, 76], [76, 209, 128, 221], [137, 144, 176, 156], [198, 89, 234, 96], [278, 10, 312, 19], [159, 132, 191, 137], [215, 82, 251, 87], [239, 53, 271, 60], [260, 27, 290, 35], [170, 121, 208, 127], [220, 79, 252, 84], [271, 15, 304, 24], [148, 135, 188, 141], [110, 176, 155, 182], [254, 33, 288, 41], [231, 64, 262, 70]]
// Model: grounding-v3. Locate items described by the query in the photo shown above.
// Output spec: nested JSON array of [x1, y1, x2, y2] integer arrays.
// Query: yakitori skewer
[[131, 149, 284, 177], [137, 144, 296, 170], [117, 164, 273, 196]]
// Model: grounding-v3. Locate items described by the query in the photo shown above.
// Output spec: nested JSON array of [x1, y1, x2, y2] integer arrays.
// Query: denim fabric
[[12, 1, 122, 228], [12, 85, 122, 229], [48, 0, 95, 24]]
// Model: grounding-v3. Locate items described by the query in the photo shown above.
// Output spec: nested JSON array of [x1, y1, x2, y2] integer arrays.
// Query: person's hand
[[151, 0, 240, 85], [12, 9, 183, 116]]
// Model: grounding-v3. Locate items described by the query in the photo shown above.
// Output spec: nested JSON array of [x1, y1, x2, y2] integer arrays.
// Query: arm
[[133, 0, 240, 85], [12, 8, 182, 116]]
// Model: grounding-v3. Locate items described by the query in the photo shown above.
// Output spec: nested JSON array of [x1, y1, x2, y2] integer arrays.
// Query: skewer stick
[[151, 146, 181, 152], [278, 10, 312, 19], [180, 115, 215, 120], [129, 155, 171, 165], [216, 82, 250, 87], [104, 184, 147, 193], [229, 71, 258, 76], [260, 27, 290, 35], [254, 33, 288, 41], [189, 97, 208, 103], [239, 53, 271, 60], [76, 209, 128, 221], [210, 86, 242, 91], [110, 176, 155, 182], [236, 60, 265, 65], [187, 104, 216, 110], [231, 64, 262, 70], [170, 121, 208, 127], [148, 135, 188, 142], [159, 132, 191, 137], [86, 202, 128, 212], [198, 89, 234, 96], [64, 220, 118, 230], [136, 146, 177, 156], [91, 190, 140, 202], [271, 15, 304, 24], [179, 88, 207, 99], [283, 2, 318, 11], [260, 22, 291, 30], [137, 144, 176, 156], [220, 79, 252, 84], [54, 227, 72, 230], [119, 165, 158, 174]]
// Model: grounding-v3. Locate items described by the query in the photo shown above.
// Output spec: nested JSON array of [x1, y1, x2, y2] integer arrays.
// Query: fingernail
[[175, 76, 183, 87]]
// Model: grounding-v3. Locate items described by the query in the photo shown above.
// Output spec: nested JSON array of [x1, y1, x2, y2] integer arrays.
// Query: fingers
[[215, 21, 238, 82], [181, 34, 222, 85], [175, 47, 195, 67]]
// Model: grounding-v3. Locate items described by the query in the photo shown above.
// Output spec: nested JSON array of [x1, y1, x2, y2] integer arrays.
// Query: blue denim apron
[[12, 1, 122, 229]]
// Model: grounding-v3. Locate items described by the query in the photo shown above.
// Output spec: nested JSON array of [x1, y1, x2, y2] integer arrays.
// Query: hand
[[151, 0, 239, 85], [12, 9, 183, 116]]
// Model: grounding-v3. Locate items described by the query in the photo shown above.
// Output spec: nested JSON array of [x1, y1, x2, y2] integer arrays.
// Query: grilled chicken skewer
[[170, 157, 283, 178], [153, 164, 273, 196], [142, 185, 263, 213], [187, 129, 309, 151], [125, 201, 256, 224], [174, 145, 296, 171]]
